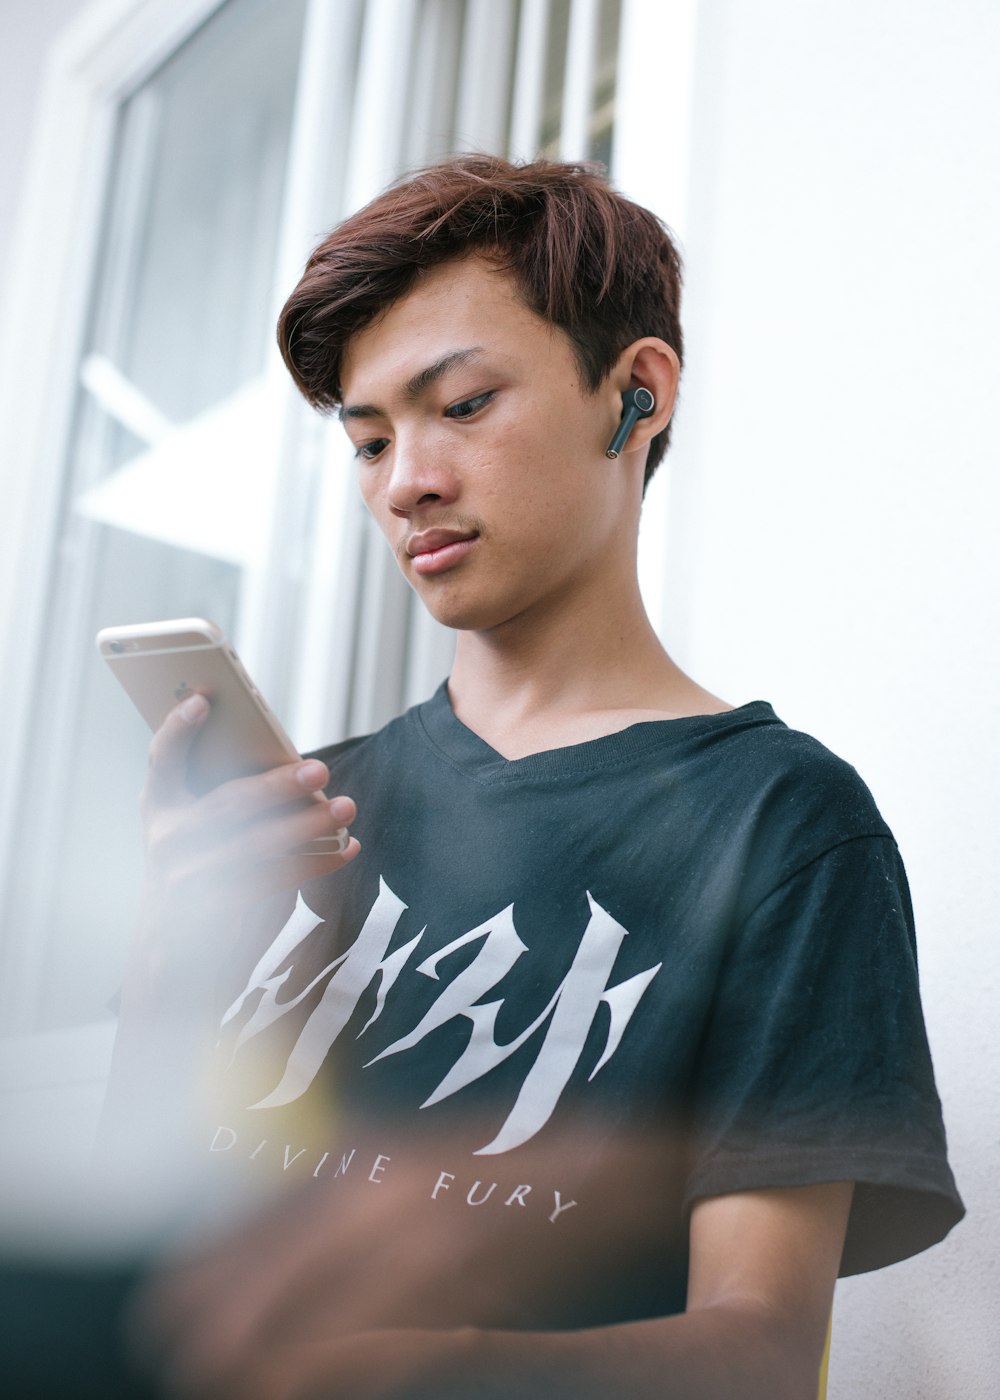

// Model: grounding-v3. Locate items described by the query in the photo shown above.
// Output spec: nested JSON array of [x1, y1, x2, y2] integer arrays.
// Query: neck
[[447, 567, 729, 759]]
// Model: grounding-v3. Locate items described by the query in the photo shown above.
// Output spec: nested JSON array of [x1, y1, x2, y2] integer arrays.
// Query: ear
[[609, 338, 680, 455]]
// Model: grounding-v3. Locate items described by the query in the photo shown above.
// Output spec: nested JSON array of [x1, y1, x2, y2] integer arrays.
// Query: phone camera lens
[[110, 640, 125, 654]]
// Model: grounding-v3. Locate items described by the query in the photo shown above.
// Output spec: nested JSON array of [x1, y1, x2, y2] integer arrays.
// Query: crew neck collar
[[413, 682, 779, 784]]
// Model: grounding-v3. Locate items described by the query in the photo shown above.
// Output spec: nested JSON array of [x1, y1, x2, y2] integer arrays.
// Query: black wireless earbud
[[605, 386, 656, 459]]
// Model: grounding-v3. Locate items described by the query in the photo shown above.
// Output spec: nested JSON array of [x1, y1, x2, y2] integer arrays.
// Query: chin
[[422, 601, 500, 633], [415, 585, 518, 635]]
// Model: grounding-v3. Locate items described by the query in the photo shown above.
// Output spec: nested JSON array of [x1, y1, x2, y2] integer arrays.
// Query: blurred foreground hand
[[128, 1123, 680, 1400]]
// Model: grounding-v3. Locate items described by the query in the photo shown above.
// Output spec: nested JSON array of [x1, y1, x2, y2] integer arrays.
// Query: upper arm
[[686, 1181, 854, 1390]]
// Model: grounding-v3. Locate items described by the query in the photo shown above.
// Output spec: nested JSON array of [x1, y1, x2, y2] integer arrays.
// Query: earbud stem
[[605, 408, 641, 460], [605, 387, 655, 460]]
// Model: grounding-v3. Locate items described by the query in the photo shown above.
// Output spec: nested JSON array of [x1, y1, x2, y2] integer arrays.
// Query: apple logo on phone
[[174, 682, 192, 701]]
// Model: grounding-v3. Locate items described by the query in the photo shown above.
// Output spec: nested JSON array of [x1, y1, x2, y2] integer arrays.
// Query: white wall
[[664, 2, 999, 1395]]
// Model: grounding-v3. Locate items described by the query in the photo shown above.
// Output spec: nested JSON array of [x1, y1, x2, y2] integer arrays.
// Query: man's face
[[339, 256, 638, 635]]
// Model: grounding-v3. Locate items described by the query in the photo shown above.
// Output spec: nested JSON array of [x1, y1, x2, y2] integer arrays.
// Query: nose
[[386, 431, 459, 517]]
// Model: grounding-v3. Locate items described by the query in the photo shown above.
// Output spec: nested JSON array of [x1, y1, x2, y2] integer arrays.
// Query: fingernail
[[296, 760, 328, 789], [180, 694, 208, 723], [329, 797, 354, 823]]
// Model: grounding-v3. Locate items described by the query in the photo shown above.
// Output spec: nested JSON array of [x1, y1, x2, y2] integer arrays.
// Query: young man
[[120, 157, 962, 1399]]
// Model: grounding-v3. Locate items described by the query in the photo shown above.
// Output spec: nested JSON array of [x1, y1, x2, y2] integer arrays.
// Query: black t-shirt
[[209, 688, 963, 1327]]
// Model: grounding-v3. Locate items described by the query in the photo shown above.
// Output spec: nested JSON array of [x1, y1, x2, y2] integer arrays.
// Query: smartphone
[[96, 617, 347, 850]]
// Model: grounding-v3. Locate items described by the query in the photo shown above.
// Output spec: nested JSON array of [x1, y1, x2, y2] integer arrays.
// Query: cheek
[[499, 414, 607, 513], [484, 410, 581, 494]]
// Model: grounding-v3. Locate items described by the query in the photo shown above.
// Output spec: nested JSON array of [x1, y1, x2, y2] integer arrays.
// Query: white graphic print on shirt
[[220, 878, 661, 1154]]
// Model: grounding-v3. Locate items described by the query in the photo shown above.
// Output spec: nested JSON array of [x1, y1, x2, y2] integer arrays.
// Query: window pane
[[2, 0, 308, 1034], [590, 0, 621, 166], [537, 0, 620, 163], [103, 0, 308, 423]]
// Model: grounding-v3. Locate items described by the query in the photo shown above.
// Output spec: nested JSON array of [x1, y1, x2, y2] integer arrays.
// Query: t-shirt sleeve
[[683, 833, 964, 1275]]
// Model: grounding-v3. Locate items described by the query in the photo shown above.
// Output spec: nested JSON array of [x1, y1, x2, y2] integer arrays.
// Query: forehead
[[339, 256, 564, 397]]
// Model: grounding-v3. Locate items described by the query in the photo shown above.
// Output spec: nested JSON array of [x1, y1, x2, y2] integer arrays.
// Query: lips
[[406, 527, 480, 576]]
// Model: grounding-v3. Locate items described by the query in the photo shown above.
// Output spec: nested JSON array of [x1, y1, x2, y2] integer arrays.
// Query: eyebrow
[[339, 347, 486, 422]]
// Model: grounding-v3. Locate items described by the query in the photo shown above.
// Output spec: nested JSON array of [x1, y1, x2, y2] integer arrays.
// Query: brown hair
[[277, 154, 683, 484]]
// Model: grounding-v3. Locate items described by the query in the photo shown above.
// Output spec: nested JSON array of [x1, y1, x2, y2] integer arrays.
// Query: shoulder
[[728, 709, 888, 835], [682, 705, 897, 909]]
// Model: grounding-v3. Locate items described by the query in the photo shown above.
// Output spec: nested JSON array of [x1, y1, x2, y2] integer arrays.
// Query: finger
[[133, 1264, 288, 1397], [132, 1191, 348, 1393], [145, 759, 337, 876], [141, 785, 359, 922], [144, 694, 212, 805], [181, 783, 354, 869], [147, 823, 360, 921], [230, 837, 362, 908], [191, 756, 335, 833], [294, 793, 356, 854]]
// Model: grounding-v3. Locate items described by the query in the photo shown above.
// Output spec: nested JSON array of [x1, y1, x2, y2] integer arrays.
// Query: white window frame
[[0, 0, 229, 886], [0, 0, 239, 1138]]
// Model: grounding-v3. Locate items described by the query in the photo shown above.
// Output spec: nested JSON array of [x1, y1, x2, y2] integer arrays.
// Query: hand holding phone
[[95, 622, 358, 1157], [97, 618, 350, 854]]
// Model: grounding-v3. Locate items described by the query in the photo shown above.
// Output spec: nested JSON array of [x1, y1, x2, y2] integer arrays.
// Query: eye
[[354, 438, 389, 461], [444, 391, 495, 421]]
